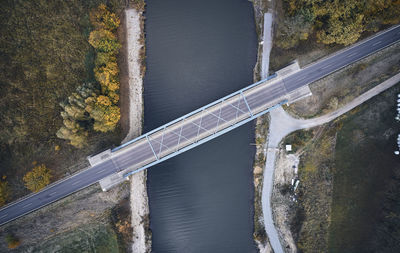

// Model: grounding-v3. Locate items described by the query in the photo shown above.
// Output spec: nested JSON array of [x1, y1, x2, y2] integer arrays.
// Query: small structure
[[87, 149, 112, 166], [285, 144, 292, 151]]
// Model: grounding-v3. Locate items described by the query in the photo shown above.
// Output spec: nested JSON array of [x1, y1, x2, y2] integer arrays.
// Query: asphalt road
[[1, 24, 399, 226]]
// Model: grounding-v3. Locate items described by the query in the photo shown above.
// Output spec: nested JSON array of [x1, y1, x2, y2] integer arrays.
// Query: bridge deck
[[109, 74, 290, 177]]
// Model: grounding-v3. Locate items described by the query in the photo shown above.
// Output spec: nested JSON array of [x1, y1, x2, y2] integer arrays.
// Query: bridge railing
[[112, 73, 277, 153], [121, 99, 287, 178]]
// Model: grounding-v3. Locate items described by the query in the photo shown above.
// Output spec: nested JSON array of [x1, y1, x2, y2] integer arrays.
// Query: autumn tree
[[85, 96, 120, 132], [57, 83, 97, 148], [94, 61, 119, 92], [89, 29, 120, 53], [90, 4, 120, 31], [23, 164, 52, 192], [279, 0, 400, 48], [5, 234, 20, 249], [57, 4, 121, 148], [275, 10, 313, 49], [0, 180, 10, 207]]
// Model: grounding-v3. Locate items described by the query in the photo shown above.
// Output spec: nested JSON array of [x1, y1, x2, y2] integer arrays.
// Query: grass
[[285, 42, 400, 119], [0, 0, 125, 203], [288, 83, 400, 252], [328, 84, 400, 252], [289, 125, 336, 252], [28, 223, 120, 253], [252, 115, 269, 244]]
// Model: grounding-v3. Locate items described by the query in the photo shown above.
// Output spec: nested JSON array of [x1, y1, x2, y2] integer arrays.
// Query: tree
[[278, 0, 400, 47], [89, 29, 120, 53], [5, 234, 20, 249], [56, 125, 88, 148], [57, 83, 98, 148], [94, 61, 119, 92], [275, 11, 313, 49], [95, 52, 116, 67], [90, 4, 120, 31], [0, 180, 10, 207], [85, 96, 120, 132], [23, 164, 52, 192]]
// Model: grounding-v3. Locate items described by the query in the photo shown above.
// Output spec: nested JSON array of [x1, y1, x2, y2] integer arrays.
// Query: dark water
[[143, 0, 258, 252]]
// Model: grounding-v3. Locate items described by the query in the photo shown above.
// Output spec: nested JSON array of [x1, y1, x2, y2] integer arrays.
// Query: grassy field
[[328, 84, 400, 252], [288, 84, 400, 252], [0, 0, 125, 202], [27, 222, 120, 253], [0, 1, 135, 252]]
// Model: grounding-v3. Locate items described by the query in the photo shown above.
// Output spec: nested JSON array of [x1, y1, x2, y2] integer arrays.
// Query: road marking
[[372, 40, 382, 46], [71, 180, 81, 186], [22, 203, 32, 208], [346, 52, 357, 58], [0, 214, 8, 219], [49, 191, 57, 196], [321, 64, 332, 70], [96, 169, 106, 175], [297, 75, 306, 81]]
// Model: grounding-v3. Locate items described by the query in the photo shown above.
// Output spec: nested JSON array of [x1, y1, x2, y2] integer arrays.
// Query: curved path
[[262, 72, 400, 252]]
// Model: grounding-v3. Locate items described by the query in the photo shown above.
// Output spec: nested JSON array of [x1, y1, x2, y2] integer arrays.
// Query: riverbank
[[250, 0, 274, 252], [120, 6, 151, 253]]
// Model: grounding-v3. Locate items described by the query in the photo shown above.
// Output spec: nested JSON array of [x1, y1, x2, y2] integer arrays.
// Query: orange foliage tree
[[23, 164, 52, 192], [0, 180, 10, 207]]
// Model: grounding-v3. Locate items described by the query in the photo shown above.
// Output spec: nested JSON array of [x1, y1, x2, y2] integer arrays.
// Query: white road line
[[372, 41, 382, 46], [0, 214, 8, 219], [346, 52, 357, 58], [71, 180, 81, 186], [49, 191, 57, 196], [321, 64, 332, 70], [96, 169, 106, 174], [22, 203, 32, 208], [297, 76, 306, 81]]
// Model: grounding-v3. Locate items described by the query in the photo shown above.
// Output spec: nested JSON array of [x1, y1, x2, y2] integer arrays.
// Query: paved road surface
[[1, 24, 400, 226], [263, 72, 400, 253]]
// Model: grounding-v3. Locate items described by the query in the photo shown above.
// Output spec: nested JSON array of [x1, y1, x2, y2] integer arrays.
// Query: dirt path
[[122, 8, 150, 253], [262, 72, 400, 252]]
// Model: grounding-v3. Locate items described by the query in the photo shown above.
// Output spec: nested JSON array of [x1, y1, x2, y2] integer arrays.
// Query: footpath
[[262, 72, 400, 252]]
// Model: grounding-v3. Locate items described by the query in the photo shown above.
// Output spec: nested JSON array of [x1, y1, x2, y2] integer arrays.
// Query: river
[[143, 0, 258, 251]]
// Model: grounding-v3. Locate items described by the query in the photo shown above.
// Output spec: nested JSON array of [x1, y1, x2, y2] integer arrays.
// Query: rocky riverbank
[[120, 7, 151, 253]]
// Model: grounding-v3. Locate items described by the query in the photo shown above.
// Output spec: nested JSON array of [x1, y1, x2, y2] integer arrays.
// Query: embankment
[[120, 7, 151, 253]]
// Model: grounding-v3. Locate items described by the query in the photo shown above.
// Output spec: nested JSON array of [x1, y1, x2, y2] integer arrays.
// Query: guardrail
[[122, 99, 288, 178], [111, 73, 278, 153]]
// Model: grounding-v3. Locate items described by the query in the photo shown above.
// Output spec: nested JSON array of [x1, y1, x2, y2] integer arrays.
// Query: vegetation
[[371, 168, 400, 252], [5, 234, 20, 249], [29, 222, 120, 252], [289, 85, 400, 252], [131, 0, 146, 12], [328, 85, 400, 252], [0, 180, 10, 207], [23, 164, 52, 193], [276, 0, 400, 49], [57, 4, 121, 148], [252, 116, 270, 244], [283, 129, 314, 153], [0, 0, 123, 203], [292, 126, 336, 252]]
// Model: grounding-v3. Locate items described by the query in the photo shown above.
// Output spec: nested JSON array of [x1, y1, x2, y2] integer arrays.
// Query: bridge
[[0, 24, 400, 226]]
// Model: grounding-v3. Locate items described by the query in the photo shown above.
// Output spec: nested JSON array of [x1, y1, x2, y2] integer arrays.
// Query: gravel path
[[123, 8, 150, 253], [261, 12, 273, 79], [262, 72, 400, 252]]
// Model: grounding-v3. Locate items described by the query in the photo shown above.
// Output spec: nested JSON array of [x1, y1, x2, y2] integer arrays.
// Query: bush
[[5, 234, 20, 249], [23, 164, 52, 192]]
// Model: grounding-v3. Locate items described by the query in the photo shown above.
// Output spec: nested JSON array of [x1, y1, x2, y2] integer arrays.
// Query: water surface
[[144, 0, 258, 251]]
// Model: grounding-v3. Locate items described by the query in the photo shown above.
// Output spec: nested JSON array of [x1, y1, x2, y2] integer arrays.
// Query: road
[[263, 72, 400, 253], [1, 24, 400, 226]]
